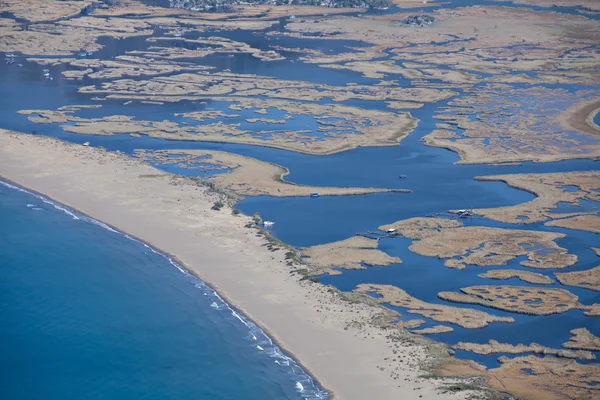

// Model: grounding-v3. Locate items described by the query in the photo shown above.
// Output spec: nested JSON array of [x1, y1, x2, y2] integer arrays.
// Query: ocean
[[0, 181, 325, 400]]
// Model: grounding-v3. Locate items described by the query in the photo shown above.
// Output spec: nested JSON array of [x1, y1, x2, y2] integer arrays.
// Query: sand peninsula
[[133, 149, 408, 198], [0, 130, 479, 400]]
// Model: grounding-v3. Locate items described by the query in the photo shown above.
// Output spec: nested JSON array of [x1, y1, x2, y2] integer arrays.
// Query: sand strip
[[0, 130, 468, 400]]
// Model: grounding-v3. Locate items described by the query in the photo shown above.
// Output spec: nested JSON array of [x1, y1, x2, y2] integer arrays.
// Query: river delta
[[1, 0, 599, 398]]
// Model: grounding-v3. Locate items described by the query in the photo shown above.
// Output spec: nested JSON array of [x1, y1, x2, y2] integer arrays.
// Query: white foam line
[[1, 179, 328, 400]]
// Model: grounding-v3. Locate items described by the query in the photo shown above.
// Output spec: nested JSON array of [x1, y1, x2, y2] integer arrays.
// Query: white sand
[[0, 130, 469, 400]]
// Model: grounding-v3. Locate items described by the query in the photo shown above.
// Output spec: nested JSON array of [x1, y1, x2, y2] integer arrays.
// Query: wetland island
[[1, 0, 599, 399]]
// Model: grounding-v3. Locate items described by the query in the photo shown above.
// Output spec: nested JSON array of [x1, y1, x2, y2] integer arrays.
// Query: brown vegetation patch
[[0, 15, 153, 56], [355, 284, 514, 329], [555, 265, 600, 292], [412, 325, 454, 335], [473, 171, 600, 224], [300, 237, 402, 276], [1, 0, 93, 22], [478, 269, 554, 285], [438, 285, 597, 316], [562, 328, 600, 351], [405, 224, 577, 270], [454, 339, 594, 360], [486, 356, 600, 400], [379, 217, 463, 240], [546, 215, 600, 234], [18, 94, 422, 155], [424, 86, 600, 164]]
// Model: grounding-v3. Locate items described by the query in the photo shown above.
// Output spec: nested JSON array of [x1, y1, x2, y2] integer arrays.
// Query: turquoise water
[[0, 181, 326, 400]]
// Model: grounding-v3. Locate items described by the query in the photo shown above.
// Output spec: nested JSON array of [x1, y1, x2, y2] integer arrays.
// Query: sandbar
[[134, 149, 405, 198]]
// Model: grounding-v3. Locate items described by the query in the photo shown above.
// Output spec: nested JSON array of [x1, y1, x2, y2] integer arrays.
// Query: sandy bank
[[133, 149, 407, 198], [0, 130, 472, 400]]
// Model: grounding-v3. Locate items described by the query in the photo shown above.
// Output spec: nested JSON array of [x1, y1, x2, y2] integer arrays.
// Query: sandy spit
[[0, 130, 468, 400]]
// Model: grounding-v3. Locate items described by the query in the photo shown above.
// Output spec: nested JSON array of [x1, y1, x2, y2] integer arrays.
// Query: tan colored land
[[142, 36, 285, 61], [412, 326, 454, 335], [561, 96, 600, 138], [92, 0, 362, 19], [355, 284, 514, 329], [380, 217, 577, 270], [391, 0, 446, 7], [321, 61, 480, 85], [0, 130, 478, 400], [279, 6, 600, 85], [1, 0, 94, 22], [492, 0, 600, 12], [478, 269, 554, 285], [78, 71, 454, 104], [486, 356, 600, 400], [473, 171, 600, 224], [58, 56, 214, 80], [562, 328, 600, 351], [555, 265, 600, 292], [425, 87, 600, 164], [300, 237, 402, 276], [546, 215, 600, 233], [453, 339, 595, 360], [134, 149, 404, 198], [396, 319, 425, 330], [18, 95, 422, 155], [0, 16, 153, 55], [438, 285, 599, 316], [379, 217, 462, 239]]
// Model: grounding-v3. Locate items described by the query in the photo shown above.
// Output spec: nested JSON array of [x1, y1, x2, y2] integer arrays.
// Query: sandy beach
[[0, 130, 470, 400]]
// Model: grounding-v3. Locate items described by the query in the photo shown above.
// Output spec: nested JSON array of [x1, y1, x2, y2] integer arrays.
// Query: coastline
[[0, 130, 469, 400], [0, 176, 327, 398]]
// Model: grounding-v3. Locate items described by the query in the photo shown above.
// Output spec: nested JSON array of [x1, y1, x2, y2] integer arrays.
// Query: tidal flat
[[1, 0, 600, 399]]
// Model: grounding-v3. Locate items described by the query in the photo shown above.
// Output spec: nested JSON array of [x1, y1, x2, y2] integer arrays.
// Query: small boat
[[310, 192, 320, 198], [386, 228, 396, 234], [42, 68, 50, 73], [6, 53, 15, 58], [457, 209, 472, 218], [263, 221, 275, 227], [398, 174, 407, 179]]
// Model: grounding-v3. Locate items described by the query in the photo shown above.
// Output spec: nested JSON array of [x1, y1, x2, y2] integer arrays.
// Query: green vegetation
[[211, 201, 225, 210]]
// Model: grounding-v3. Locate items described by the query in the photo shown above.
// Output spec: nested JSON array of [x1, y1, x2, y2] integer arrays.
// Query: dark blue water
[[0, 181, 325, 400]]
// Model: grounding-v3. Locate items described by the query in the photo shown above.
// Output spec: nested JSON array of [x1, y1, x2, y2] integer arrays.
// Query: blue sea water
[[0, 182, 325, 400]]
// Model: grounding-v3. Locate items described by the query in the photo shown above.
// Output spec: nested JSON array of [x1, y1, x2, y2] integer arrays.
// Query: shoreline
[[0, 177, 328, 398], [0, 130, 469, 400]]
